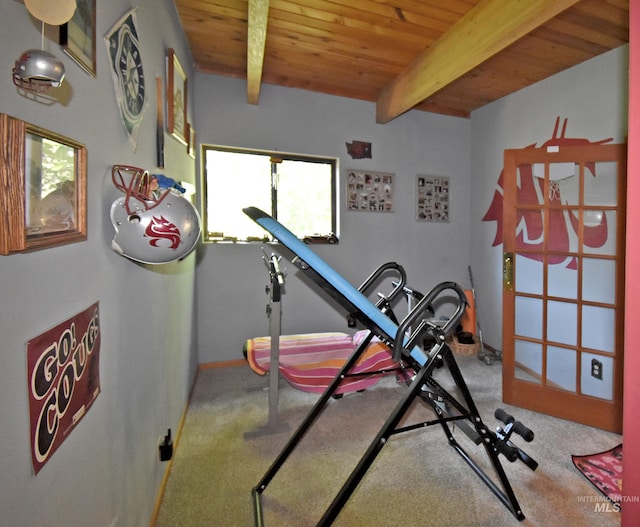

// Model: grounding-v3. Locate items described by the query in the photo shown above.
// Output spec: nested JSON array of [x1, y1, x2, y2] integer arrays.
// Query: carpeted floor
[[155, 353, 621, 527]]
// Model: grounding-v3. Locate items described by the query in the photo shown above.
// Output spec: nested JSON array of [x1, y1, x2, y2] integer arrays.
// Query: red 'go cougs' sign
[[27, 303, 101, 474]]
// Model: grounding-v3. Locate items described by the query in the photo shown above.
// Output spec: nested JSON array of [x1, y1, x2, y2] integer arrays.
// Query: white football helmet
[[110, 165, 201, 264]]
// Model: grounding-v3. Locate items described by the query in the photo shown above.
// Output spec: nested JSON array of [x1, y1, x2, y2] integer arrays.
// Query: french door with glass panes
[[502, 143, 626, 433]]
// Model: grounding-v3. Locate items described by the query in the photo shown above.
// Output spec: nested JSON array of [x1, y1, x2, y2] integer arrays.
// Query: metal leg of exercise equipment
[[244, 251, 290, 439], [252, 261, 411, 523], [244, 207, 537, 525], [317, 341, 530, 526], [252, 330, 379, 526]]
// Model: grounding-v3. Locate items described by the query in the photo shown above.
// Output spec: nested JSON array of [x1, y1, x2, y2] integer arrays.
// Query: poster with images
[[416, 175, 449, 222], [346, 170, 394, 212]]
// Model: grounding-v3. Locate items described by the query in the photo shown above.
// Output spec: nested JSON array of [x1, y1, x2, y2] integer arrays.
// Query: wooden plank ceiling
[[173, 0, 629, 122]]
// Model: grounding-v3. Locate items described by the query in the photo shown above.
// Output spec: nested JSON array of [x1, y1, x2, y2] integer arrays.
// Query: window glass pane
[[532, 161, 578, 206], [203, 147, 336, 241], [547, 209, 577, 253], [547, 346, 576, 392], [581, 305, 615, 352], [516, 164, 544, 207], [582, 258, 616, 304], [547, 300, 577, 346], [583, 161, 617, 206], [204, 149, 271, 240], [515, 254, 542, 295], [583, 210, 616, 256], [515, 296, 542, 339], [277, 159, 333, 236], [547, 262, 577, 299], [515, 340, 542, 384]]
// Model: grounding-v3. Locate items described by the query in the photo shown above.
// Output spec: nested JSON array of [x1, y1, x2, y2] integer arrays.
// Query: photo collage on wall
[[346, 169, 394, 212], [416, 175, 449, 222]]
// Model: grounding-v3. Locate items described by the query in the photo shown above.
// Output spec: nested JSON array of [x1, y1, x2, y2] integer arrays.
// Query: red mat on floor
[[572, 444, 623, 505]]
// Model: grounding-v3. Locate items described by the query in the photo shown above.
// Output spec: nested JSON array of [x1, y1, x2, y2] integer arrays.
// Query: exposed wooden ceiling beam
[[247, 0, 270, 104], [376, 0, 582, 123]]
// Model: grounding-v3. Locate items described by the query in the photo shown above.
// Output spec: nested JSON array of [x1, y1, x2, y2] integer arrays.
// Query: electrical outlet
[[591, 358, 603, 380], [159, 429, 173, 462]]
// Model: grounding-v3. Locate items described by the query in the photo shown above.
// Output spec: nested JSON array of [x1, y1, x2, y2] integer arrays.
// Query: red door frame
[[622, 2, 640, 525]]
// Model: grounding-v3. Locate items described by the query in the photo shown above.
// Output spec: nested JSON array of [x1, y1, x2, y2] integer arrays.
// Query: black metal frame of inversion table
[[243, 207, 537, 526]]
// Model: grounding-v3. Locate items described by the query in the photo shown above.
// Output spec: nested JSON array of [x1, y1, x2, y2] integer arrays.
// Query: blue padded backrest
[[244, 207, 427, 366]]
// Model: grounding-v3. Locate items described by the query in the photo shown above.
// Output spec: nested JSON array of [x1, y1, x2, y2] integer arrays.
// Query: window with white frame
[[202, 146, 338, 243]]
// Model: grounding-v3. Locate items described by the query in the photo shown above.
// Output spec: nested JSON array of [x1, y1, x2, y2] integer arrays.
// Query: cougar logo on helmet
[[145, 216, 181, 249], [110, 165, 201, 264]]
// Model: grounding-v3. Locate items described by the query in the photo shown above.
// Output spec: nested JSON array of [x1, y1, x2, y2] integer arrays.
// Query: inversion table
[[243, 206, 537, 525]]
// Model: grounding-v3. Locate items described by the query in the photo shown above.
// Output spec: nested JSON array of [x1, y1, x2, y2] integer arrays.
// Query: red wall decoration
[[27, 302, 101, 474], [482, 117, 613, 269]]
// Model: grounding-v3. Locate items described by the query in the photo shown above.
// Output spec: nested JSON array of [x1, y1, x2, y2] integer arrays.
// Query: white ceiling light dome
[[24, 0, 76, 26]]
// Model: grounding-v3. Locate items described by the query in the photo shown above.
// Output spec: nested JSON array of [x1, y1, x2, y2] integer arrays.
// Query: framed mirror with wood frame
[[0, 114, 87, 254]]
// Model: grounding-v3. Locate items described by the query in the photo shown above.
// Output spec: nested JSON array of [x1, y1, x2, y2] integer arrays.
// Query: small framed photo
[[416, 175, 449, 222], [60, 0, 97, 77], [167, 48, 188, 145]]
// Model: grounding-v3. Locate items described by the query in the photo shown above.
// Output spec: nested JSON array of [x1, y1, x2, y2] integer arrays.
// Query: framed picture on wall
[[167, 48, 188, 145], [346, 169, 394, 212], [0, 114, 87, 254], [60, 0, 97, 77], [416, 175, 449, 222]]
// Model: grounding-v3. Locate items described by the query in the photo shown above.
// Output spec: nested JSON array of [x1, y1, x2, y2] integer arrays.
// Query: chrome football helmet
[[110, 165, 201, 264], [13, 49, 65, 92]]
